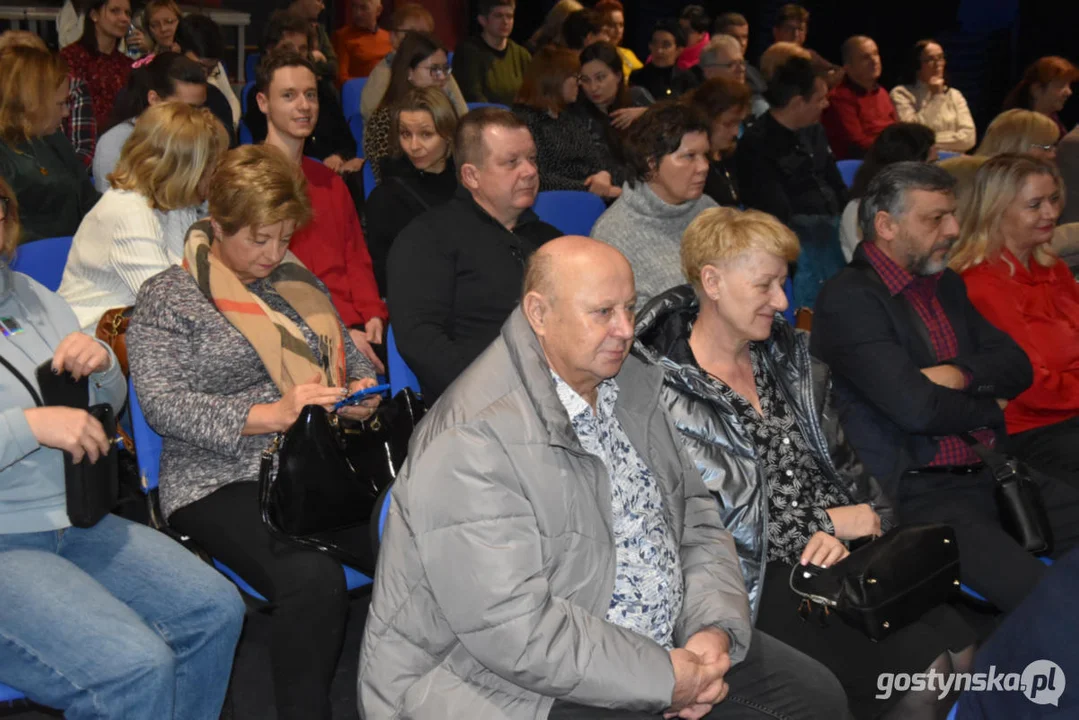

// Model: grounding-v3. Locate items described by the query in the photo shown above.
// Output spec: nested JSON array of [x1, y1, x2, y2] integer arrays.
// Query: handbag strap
[[0, 353, 43, 407], [391, 176, 432, 212], [960, 432, 1018, 482]]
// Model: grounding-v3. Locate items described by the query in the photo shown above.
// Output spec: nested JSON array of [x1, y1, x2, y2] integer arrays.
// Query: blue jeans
[[0, 514, 246, 719]]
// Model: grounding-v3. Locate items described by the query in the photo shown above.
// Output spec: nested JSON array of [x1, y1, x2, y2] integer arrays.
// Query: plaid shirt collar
[[861, 241, 943, 297]]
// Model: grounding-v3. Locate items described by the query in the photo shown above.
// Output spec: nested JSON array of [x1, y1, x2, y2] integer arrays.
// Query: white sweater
[[58, 189, 201, 332]]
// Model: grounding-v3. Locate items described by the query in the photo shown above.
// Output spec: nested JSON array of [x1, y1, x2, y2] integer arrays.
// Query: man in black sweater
[[386, 108, 561, 402], [811, 162, 1079, 612]]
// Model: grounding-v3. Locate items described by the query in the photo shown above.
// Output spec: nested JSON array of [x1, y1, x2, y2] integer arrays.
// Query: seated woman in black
[[634, 206, 978, 720], [364, 87, 458, 297], [628, 19, 698, 100], [512, 45, 621, 200], [569, 41, 652, 164], [686, 77, 752, 207]]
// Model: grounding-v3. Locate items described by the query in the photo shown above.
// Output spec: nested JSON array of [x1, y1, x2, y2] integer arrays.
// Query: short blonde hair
[[950, 153, 1063, 274], [760, 41, 811, 82], [681, 206, 800, 290], [208, 145, 312, 236], [975, 109, 1060, 157], [0, 176, 22, 259], [0, 45, 69, 146], [109, 102, 229, 211]]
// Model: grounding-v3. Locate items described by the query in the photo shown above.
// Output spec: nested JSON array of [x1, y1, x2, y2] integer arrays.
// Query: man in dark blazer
[[811, 161, 1079, 612]]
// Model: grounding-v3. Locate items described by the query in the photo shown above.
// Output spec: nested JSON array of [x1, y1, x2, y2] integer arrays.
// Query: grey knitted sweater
[[590, 182, 717, 305], [127, 265, 376, 519]]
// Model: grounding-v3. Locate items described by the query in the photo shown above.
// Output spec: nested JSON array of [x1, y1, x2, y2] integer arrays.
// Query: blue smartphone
[[333, 383, 391, 412]]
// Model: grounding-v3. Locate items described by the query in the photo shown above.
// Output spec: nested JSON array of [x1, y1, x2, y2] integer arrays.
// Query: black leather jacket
[[633, 285, 895, 618]]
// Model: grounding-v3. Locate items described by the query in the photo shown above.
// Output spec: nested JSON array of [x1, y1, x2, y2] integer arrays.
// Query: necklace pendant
[[39, 167, 48, 176]]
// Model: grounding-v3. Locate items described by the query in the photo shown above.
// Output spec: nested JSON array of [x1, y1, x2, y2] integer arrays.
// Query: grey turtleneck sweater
[[590, 182, 717, 305]]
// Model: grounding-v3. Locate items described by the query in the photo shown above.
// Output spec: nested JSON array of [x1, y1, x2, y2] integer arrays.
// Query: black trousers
[[170, 481, 352, 720], [1002, 415, 1079, 488], [898, 466, 1079, 612], [549, 630, 851, 719]]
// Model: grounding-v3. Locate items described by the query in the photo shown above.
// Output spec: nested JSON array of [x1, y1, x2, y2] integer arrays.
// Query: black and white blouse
[[714, 343, 851, 566]]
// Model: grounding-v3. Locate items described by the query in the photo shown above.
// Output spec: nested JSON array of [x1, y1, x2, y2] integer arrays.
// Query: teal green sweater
[[451, 36, 531, 105]]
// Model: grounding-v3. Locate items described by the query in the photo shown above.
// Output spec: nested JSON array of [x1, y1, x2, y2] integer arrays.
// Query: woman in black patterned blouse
[[634, 206, 976, 720]]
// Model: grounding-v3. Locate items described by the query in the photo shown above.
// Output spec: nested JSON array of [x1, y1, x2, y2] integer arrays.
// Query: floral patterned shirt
[[552, 372, 683, 649], [715, 344, 850, 566]]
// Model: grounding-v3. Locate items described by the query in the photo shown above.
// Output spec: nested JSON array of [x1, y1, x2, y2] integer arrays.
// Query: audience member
[[0, 175, 245, 720], [93, 52, 209, 191], [561, 9, 603, 53], [738, 56, 846, 225], [365, 87, 459, 297], [840, 122, 938, 261], [175, 14, 240, 137], [759, 41, 811, 82], [257, 51, 387, 371], [332, 0, 393, 85], [386, 108, 560, 401], [950, 154, 1079, 480], [771, 3, 841, 87], [698, 34, 746, 85], [452, 0, 531, 105], [139, 0, 181, 53], [525, 0, 582, 54], [629, 20, 698, 101], [593, 0, 641, 79], [822, 35, 897, 160], [364, 31, 453, 184], [513, 45, 621, 198], [0, 45, 100, 243], [0, 30, 96, 169], [1058, 124, 1079, 223], [60, 0, 134, 133], [358, 3, 467, 120], [714, 12, 765, 100], [591, 102, 716, 304], [686, 77, 751, 207], [890, 39, 976, 153], [1003, 56, 1079, 139], [975, 108, 1059, 161], [575, 41, 652, 139], [811, 161, 1079, 611], [244, 14, 360, 173], [360, 234, 851, 720], [128, 145, 381, 720], [286, 0, 337, 83], [59, 102, 227, 331], [677, 4, 710, 70], [634, 207, 976, 719]]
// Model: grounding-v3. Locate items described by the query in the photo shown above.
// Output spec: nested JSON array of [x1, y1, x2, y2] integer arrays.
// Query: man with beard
[[812, 161, 1079, 611]]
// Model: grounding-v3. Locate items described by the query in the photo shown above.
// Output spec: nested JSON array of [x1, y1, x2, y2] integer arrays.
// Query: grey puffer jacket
[[633, 286, 895, 619], [358, 306, 752, 720]]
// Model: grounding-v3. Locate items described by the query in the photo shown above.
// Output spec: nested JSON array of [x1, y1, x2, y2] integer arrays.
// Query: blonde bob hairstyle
[[975, 109, 1060, 157], [390, 86, 459, 159], [949, 153, 1063, 275], [682, 206, 800, 292], [208, 145, 312, 237], [0, 45, 69, 146], [0, 176, 22, 260], [109, 102, 229, 211], [760, 41, 811, 82]]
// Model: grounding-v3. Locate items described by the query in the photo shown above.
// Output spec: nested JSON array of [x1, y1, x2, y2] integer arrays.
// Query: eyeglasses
[[0, 197, 9, 222], [421, 64, 452, 78], [1030, 142, 1057, 152], [711, 59, 747, 70]]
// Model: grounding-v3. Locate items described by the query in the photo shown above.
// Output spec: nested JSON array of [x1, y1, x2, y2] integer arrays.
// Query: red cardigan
[[821, 78, 897, 160], [60, 43, 132, 133], [962, 250, 1079, 434], [291, 158, 387, 327]]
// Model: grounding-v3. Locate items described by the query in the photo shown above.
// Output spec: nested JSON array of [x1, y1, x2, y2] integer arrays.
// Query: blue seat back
[[837, 159, 862, 189], [128, 377, 162, 493], [10, 236, 74, 292], [466, 102, 509, 111], [237, 120, 253, 146], [341, 77, 368, 119], [387, 325, 421, 395], [240, 80, 254, 115], [0, 683, 25, 703], [937, 150, 961, 161], [245, 53, 260, 84], [532, 190, 607, 237], [350, 113, 365, 158]]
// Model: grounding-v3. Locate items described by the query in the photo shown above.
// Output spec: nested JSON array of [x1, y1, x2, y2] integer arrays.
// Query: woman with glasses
[[976, 108, 1059, 163], [59, 0, 134, 134], [365, 31, 455, 185], [891, 40, 976, 153], [0, 45, 100, 243], [512, 45, 622, 199], [139, 0, 182, 53]]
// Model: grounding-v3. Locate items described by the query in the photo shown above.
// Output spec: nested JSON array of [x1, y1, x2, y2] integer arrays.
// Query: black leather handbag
[[962, 434, 1053, 555], [258, 389, 425, 573], [788, 524, 961, 641]]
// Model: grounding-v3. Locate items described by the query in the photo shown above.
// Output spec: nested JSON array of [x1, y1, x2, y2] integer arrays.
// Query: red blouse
[[60, 43, 132, 134], [962, 249, 1079, 434]]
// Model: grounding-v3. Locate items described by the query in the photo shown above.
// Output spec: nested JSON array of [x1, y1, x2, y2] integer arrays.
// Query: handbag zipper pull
[[797, 598, 812, 622], [817, 604, 831, 628]]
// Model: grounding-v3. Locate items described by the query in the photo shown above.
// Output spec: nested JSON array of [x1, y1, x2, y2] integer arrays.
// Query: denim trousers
[[0, 513, 246, 719]]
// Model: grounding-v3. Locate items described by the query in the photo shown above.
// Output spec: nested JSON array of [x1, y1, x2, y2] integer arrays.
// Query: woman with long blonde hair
[[58, 101, 227, 331], [975, 108, 1060, 162], [951, 153, 1079, 480]]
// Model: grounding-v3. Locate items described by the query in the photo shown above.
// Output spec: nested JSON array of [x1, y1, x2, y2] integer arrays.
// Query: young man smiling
[[256, 51, 387, 371]]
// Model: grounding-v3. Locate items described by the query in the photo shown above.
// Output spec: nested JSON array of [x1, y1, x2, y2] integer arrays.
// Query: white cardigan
[[58, 189, 201, 332]]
